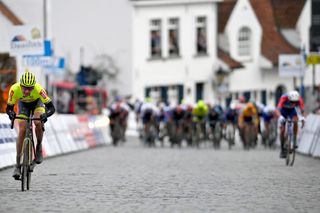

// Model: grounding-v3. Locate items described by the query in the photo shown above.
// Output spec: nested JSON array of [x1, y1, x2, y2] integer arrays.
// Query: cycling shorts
[[280, 108, 297, 119], [142, 110, 153, 124], [262, 113, 273, 123], [18, 99, 45, 119], [244, 116, 253, 123]]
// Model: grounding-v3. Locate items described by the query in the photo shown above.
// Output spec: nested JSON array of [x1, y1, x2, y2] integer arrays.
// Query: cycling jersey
[[277, 94, 304, 112], [7, 82, 51, 105], [192, 105, 208, 121], [239, 105, 259, 127], [241, 107, 258, 118]]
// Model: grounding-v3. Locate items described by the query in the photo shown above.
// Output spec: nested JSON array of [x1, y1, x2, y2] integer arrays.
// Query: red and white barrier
[[0, 114, 17, 168], [0, 113, 111, 169]]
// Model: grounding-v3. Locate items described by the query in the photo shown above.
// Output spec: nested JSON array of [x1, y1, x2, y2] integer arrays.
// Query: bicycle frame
[[11, 114, 42, 191]]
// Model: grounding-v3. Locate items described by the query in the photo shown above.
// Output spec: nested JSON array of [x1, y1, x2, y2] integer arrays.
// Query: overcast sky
[[3, 0, 133, 95]]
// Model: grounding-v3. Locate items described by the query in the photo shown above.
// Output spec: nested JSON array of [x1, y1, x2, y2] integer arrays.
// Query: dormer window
[[238, 27, 251, 57]]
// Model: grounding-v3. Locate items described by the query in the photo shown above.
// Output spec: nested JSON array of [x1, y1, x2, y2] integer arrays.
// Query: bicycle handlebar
[[10, 116, 42, 129]]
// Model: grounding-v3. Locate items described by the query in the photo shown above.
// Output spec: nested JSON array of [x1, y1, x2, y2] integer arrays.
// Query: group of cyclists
[[108, 90, 305, 160], [129, 97, 275, 149], [5, 69, 305, 180]]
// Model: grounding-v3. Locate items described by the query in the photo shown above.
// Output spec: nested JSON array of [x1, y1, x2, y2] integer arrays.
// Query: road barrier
[[298, 114, 320, 158], [0, 113, 111, 169]]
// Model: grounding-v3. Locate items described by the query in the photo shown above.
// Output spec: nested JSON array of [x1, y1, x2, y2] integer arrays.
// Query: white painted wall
[[225, 0, 264, 92], [132, 1, 219, 102], [0, 12, 13, 53]]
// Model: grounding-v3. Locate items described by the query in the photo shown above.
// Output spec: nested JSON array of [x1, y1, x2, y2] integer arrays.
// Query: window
[[312, 14, 320, 25], [196, 17, 207, 55], [168, 18, 179, 56], [150, 19, 162, 58], [238, 27, 251, 57]]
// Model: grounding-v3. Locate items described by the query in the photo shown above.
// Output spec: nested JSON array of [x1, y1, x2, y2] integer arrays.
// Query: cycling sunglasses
[[22, 86, 34, 91]]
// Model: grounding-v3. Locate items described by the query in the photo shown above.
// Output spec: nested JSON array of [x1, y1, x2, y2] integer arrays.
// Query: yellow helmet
[[145, 96, 153, 103], [20, 70, 36, 87], [197, 100, 205, 107]]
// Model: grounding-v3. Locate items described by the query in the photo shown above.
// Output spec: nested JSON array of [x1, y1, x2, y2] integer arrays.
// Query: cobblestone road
[[1, 137, 320, 213]]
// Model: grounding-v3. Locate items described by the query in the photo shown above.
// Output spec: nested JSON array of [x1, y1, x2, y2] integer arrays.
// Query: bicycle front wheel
[[290, 140, 296, 166], [21, 165, 27, 191], [27, 167, 31, 190], [285, 137, 291, 166], [21, 138, 32, 191]]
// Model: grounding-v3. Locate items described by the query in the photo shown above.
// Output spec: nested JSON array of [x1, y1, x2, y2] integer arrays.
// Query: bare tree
[[93, 54, 120, 80]]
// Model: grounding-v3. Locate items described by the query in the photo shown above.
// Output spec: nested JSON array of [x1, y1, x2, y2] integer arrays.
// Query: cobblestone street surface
[[1, 137, 320, 213]]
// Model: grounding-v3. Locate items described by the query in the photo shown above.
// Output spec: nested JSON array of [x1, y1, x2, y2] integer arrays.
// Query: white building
[[131, 0, 229, 105], [218, 0, 318, 109]]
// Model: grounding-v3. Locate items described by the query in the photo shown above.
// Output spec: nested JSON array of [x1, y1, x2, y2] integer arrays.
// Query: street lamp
[[215, 67, 228, 86]]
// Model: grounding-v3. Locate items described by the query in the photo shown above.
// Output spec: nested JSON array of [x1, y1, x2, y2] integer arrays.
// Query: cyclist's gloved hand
[[7, 111, 16, 120], [40, 113, 48, 123]]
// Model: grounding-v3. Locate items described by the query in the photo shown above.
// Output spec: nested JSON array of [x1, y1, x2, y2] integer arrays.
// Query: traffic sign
[[22, 56, 53, 67], [307, 55, 320, 65]]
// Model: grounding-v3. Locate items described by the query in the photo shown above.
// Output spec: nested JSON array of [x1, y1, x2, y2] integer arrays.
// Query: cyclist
[[156, 102, 171, 142], [192, 100, 209, 140], [208, 104, 224, 139], [261, 105, 278, 146], [224, 103, 238, 143], [140, 97, 158, 143], [170, 104, 185, 144], [109, 97, 130, 142], [277, 90, 305, 158], [238, 102, 259, 146], [6, 70, 55, 179], [224, 103, 238, 127], [181, 103, 194, 146]]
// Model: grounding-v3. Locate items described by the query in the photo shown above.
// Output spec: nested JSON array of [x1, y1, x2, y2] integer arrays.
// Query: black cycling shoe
[[35, 144, 43, 164]]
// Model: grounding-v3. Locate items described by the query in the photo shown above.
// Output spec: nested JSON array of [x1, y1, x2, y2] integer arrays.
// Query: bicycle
[[262, 119, 277, 149], [192, 120, 206, 148], [243, 121, 257, 150], [110, 117, 123, 146], [209, 121, 222, 149], [11, 114, 44, 191], [283, 118, 297, 166], [225, 122, 235, 150]]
